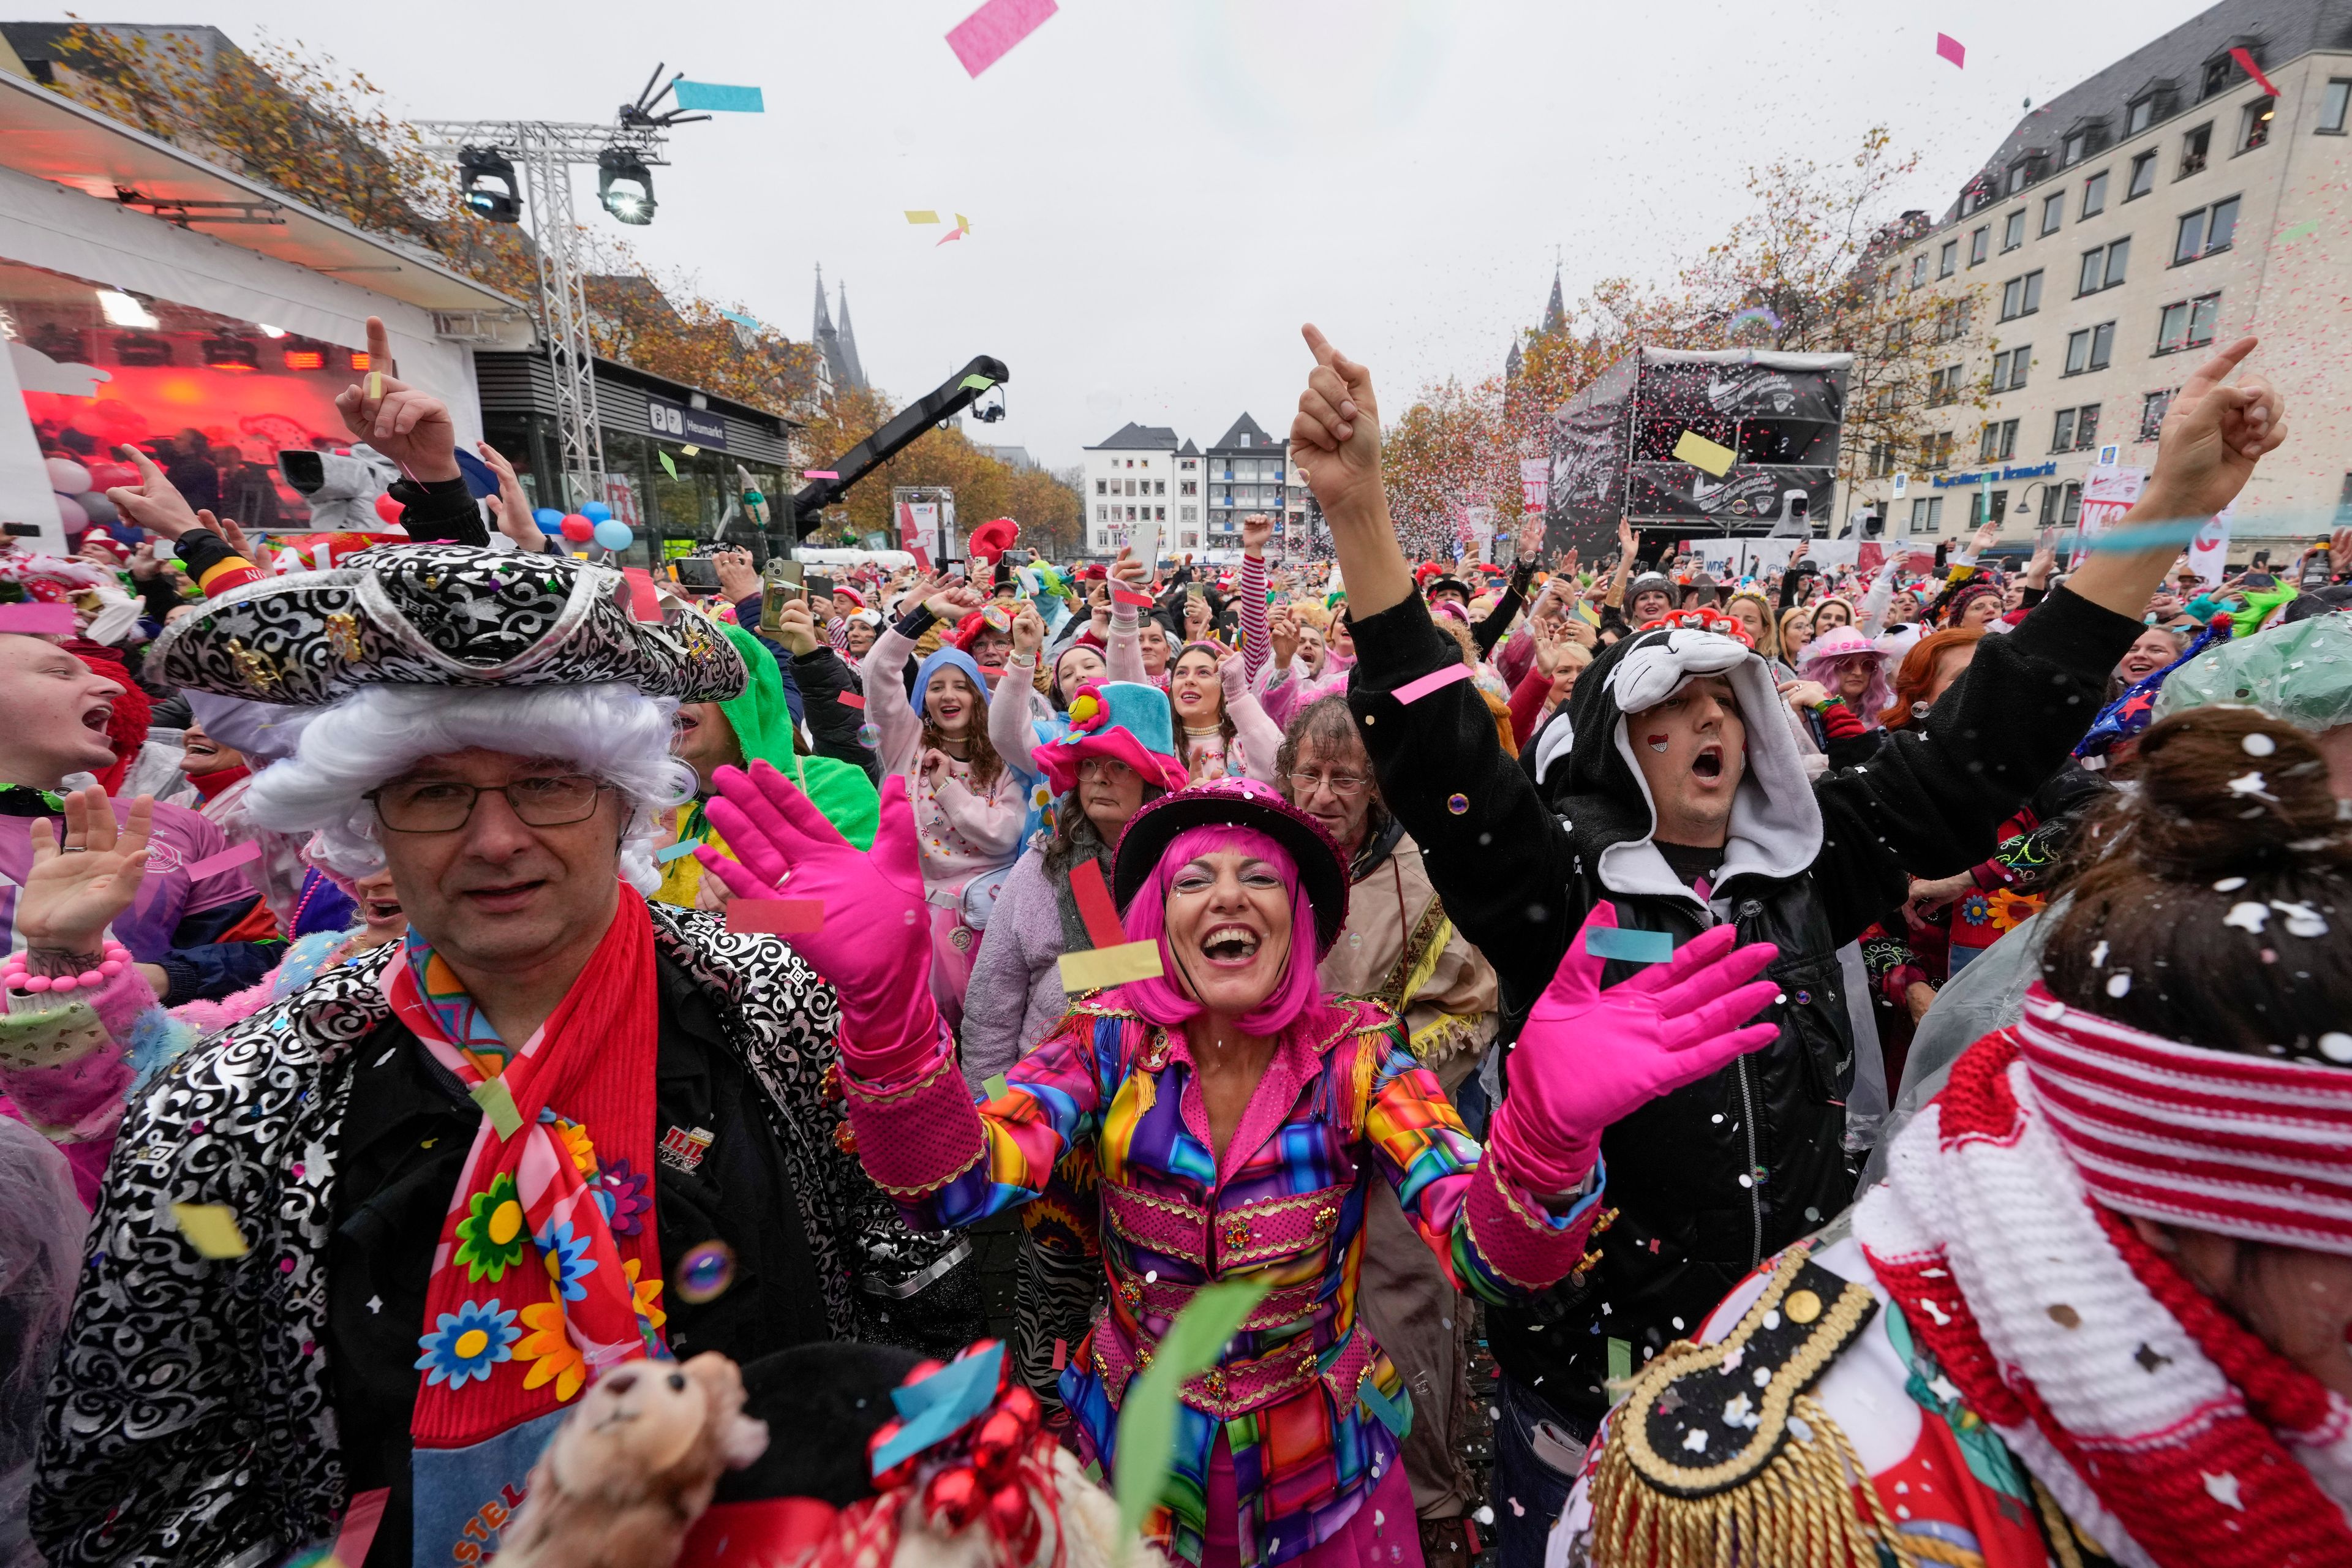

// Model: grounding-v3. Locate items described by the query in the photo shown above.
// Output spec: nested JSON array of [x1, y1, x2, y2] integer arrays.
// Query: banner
[[2071, 464, 2148, 565], [2187, 502, 2232, 589], [1520, 458, 1550, 515], [898, 500, 939, 568]]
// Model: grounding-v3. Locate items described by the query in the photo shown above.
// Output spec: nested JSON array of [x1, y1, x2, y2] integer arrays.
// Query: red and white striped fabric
[[2018, 987, 2352, 1254], [1855, 987, 2352, 1568]]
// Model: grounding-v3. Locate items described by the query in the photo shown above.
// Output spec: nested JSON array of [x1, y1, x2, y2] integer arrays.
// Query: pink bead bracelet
[[1, 940, 131, 997]]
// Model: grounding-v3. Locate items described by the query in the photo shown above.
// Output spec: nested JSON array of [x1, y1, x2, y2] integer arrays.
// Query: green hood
[[707, 622, 878, 850]]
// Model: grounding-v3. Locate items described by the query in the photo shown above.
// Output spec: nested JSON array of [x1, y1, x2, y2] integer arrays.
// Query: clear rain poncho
[[0, 1117, 88, 1567], [2155, 609, 2352, 734]]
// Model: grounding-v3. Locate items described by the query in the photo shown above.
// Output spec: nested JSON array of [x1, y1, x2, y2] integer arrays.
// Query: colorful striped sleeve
[[1237, 551, 1270, 682]]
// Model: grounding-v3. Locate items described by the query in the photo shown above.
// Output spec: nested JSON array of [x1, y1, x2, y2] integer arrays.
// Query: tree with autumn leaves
[[1379, 127, 1986, 548]]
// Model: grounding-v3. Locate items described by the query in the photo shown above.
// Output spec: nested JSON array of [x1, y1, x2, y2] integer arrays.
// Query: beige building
[[1846, 0, 2351, 559]]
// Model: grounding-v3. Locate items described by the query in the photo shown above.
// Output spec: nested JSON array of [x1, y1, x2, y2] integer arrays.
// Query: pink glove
[[1487, 903, 1781, 1194], [699, 762, 940, 1081]]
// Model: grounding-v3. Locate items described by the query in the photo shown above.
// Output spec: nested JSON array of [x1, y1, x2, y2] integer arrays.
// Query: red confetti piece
[[1066, 859, 1126, 949], [838, 691, 867, 709], [726, 899, 826, 935]]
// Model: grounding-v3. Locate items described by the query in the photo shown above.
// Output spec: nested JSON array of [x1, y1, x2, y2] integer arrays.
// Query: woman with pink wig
[[697, 768, 1785, 1568]]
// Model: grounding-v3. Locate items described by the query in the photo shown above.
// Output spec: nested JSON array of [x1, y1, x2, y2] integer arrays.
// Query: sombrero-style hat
[[149, 543, 745, 706], [1110, 776, 1349, 956]]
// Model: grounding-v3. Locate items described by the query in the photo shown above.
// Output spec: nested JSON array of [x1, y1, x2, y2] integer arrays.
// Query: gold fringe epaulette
[[1588, 1243, 1912, 1567]]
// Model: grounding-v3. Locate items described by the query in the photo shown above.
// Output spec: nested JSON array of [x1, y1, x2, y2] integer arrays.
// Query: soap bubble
[[677, 1240, 737, 1304]]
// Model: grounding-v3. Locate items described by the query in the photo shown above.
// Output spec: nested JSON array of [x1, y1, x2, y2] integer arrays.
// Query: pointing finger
[[2178, 335, 2256, 404], [1301, 323, 1336, 368]]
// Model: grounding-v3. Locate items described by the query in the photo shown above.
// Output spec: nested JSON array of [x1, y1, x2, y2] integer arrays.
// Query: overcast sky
[[24, 0, 2217, 467]]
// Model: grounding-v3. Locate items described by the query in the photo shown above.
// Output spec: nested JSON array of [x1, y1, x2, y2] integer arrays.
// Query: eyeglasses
[[368, 773, 610, 834], [1287, 770, 1370, 799], [1077, 756, 1136, 782]]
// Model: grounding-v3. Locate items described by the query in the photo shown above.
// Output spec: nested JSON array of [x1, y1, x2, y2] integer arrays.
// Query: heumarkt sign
[[1929, 461, 2057, 489]]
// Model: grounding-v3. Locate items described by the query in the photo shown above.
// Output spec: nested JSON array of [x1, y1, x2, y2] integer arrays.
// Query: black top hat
[[149, 544, 747, 706]]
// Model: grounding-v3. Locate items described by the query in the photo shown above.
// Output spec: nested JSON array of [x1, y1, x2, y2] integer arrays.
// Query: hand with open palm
[[15, 788, 154, 961]]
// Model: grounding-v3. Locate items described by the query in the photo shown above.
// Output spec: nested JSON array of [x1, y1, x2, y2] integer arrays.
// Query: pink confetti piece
[[945, 0, 1057, 77], [838, 691, 867, 709], [0, 601, 74, 635], [186, 841, 262, 880], [726, 899, 826, 936], [1393, 662, 1473, 705], [1935, 32, 1965, 68], [802, 470, 839, 479], [1112, 587, 1157, 608]]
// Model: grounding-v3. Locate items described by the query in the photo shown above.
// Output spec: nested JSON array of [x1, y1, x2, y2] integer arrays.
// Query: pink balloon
[[373, 491, 405, 526], [53, 494, 90, 532]]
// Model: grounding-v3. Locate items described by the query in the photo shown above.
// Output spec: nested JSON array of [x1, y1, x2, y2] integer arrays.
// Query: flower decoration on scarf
[[537, 1218, 601, 1302], [594, 1158, 652, 1238], [1956, 891, 1994, 927], [1065, 682, 1109, 734], [625, 1256, 666, 1334], [454, 1172, 528, 1282], [515, 1285, 588, 1402], [417, 1298, 521, 1390], [557, 1117, 598, 1177]]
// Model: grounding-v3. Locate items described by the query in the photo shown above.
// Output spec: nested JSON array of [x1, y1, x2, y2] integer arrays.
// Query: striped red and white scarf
[[1856, 986, 2352, 1568]]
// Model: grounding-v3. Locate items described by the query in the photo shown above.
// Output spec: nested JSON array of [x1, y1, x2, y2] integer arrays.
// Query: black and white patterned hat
[[148, 544, 747, 706]]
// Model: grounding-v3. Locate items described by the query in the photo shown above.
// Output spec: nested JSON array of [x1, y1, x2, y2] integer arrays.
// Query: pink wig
[[1114, 823, 1319, 1037]]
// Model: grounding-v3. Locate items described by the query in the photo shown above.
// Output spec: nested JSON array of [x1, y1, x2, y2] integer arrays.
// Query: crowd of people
[[0, 314, 2345, 1568]]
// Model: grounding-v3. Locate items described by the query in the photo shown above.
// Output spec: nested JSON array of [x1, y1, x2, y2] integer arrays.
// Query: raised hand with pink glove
[[1485, 902, 1781, 1198], [697, 761, 943, 1084]]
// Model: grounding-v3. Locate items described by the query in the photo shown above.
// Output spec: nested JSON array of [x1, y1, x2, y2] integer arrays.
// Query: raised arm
[[1236, 516, 1273, 680]]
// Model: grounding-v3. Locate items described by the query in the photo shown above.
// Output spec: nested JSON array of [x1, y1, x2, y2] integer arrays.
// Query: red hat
[[949, 604, 1014, 652], [832, 586, 867, 609], [966, 516, 1019, 564]]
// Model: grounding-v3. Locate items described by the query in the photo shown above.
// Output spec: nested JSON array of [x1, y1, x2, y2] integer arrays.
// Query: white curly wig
[[244, 682, 697, 894]]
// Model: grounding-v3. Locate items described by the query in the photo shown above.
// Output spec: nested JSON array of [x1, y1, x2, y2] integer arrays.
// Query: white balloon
[[44, 457, 92, 494], [53, 493, 91, 532]]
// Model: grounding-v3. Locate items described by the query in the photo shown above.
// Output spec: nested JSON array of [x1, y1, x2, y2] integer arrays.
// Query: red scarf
[[185, 761, 252, 801], [384, 886, 666, 1450], [1857, 997, 2352, 1568]]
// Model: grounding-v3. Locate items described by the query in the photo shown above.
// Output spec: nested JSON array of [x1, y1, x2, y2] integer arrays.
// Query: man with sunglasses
[[1275, 693, 1501, 1566], [31, 350, 947, 1568]]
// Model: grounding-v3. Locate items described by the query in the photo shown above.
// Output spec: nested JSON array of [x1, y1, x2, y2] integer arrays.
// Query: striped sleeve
[[1237, 551, 1270, 682]]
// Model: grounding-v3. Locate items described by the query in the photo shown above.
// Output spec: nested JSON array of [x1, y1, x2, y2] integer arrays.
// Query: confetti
[[837, 691, 867, 709], [0, 601, 74, 635], [1052, 1337, 1068, 1370], [2277, 219, 2320, 244], [728, 899, 826, 935], [2318, 1033, 2352, 1063], [946, 0, 1058, 78], [904, 210, 941, 225], [185, 841, 262, 880], [1112, 587, 1158, 608], [2229, 47, 2278, 96], [803, 469, 840, 480], [2106, 972, 2132, 997], [1058, 940, 1164, 993], [470, 1075, 524, 1139], [1114, 1280, 1270, 1542], [1935, 32, 1965, 67], [2203, 1470, 2244, 1512], [959, 374, 997, 391], [658, 450, 679, 479], [1393, 662, 1472, 704], [983, 1073, 1011, 1100], [655, 838, 701, 864], [2241, 733, 2277, 756], [677, 1240, 737, 1303], [1066, 861, 1126, 946], [1672, 430, 1736, 477], [671, 80, 765, 113], [169, 1202, 249, 1259], [1585, 926, 1675, 965], [365, 370, 383, 401]]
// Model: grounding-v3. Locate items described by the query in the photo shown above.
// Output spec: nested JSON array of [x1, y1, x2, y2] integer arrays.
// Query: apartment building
[[1847, 0, 2351, 554], [1202, 412, 1310, 546], [1082, 423, 1201, 556]]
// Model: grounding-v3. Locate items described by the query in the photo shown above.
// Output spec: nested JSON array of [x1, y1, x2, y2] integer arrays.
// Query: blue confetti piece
[[1585, 926, 1675, 964], [2078, 518, 2214, 552], [656, 838, 701, 864], [873, 1343, 1004, 1475], [673, 80, 764, 113]]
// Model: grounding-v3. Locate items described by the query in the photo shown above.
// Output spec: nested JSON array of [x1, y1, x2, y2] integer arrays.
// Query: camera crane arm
[[787, 355, 1008, 537]]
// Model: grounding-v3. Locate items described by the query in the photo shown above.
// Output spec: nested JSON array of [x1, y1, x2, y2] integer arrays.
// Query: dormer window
[[2128, 96, 2155, 134]]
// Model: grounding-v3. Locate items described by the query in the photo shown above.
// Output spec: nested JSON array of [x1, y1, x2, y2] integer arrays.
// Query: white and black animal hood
[[1548, 622, 1822, 907]]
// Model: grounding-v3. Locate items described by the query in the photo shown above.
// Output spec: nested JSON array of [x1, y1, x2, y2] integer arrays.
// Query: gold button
[[1783, 1288, 1822, 1325]]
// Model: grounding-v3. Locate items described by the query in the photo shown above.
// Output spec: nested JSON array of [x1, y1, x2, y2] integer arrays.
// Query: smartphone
[[671, 557, 720, 592], [2250, 549, 2272, 570], [759, 559, 800, 636], [805, 573, 835, 601], [2301, 547, 2332, 589]]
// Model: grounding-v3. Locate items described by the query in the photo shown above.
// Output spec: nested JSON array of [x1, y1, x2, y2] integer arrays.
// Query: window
[[2239, 97, 2274, 153], [2322, 79, 2351, 135], [1928, 364, 1964, 405], [2040, 194, 2065, 235], [2202, 56, 2234, 99], [1095, 505, 1107, 522], [2003, 209, 2027, 250], [2127, 150, 2157, 199], [1180, 479, 1196, 496], [1180, 505, 1197, 522], [2064, 321, 2116, 374], [1155, 506, 1166, 521], [2040, 481, 2083, 526], [2141, 389, 2176, 440], [2174, 195, 2239, 262], [1979, 418, 2019, 462], [2051, 404, 2101, 451], [1923, 431, 1956, 470], [1868, 440, 1898, 478], [1939, 239, 1958, 277], [1967, 489, 2011, 527], [2155, 292, 2221, 353], [2078, 237, 2130, 293], [1970, 226, 1989, 265], [2063, 130, 2087, 165], [2127, 96, 2155, 135], [2081, 170, 2109, 217], [1153, 480, 1166, 495], [1999, 269, 2044, 320], [1909, 254, 1928, 288], [2007, 162, 2033, 194], [1989, 345, 2032, 392], [2180, 123, 2211, 178], [1909, 496, 1944, 533], [1095, 479, 1107, 495]]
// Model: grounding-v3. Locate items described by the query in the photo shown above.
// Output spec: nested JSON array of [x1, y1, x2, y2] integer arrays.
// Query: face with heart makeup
[[1628, 675, 1746, 849]]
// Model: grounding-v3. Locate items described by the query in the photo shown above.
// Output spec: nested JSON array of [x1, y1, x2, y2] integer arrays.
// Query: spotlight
[[202, 331, 258, 372], [458, 146, 522, 224], [349, 349, 372, 372], [115, 333, 173, 367], [598, 146, 656, 225]]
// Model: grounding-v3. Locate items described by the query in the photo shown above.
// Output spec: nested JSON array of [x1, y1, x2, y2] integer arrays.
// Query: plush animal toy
[[497, 1352, 770, 1568]]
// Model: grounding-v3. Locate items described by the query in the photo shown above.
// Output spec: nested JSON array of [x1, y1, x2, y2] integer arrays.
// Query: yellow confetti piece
[[1672, 430, 1737, 477], [364, 371, 383, 401], [954, 213, 971, 232], [170, 1201, 250, 1259], [658, 450, 679, 479], [470, 1075, 525, 1139], [1058, 940, 1164, 994], [904, 209, 940, 224]]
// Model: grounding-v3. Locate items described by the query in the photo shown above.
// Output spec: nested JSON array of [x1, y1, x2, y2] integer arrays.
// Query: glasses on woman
[[1077, 756, 1136, 783], [1287, 769, 1370, 799], [368, 773, 609, 833]]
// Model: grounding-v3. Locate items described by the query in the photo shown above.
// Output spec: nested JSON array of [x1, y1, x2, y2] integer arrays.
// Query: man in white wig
[[29, 522, 941, 1566]]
